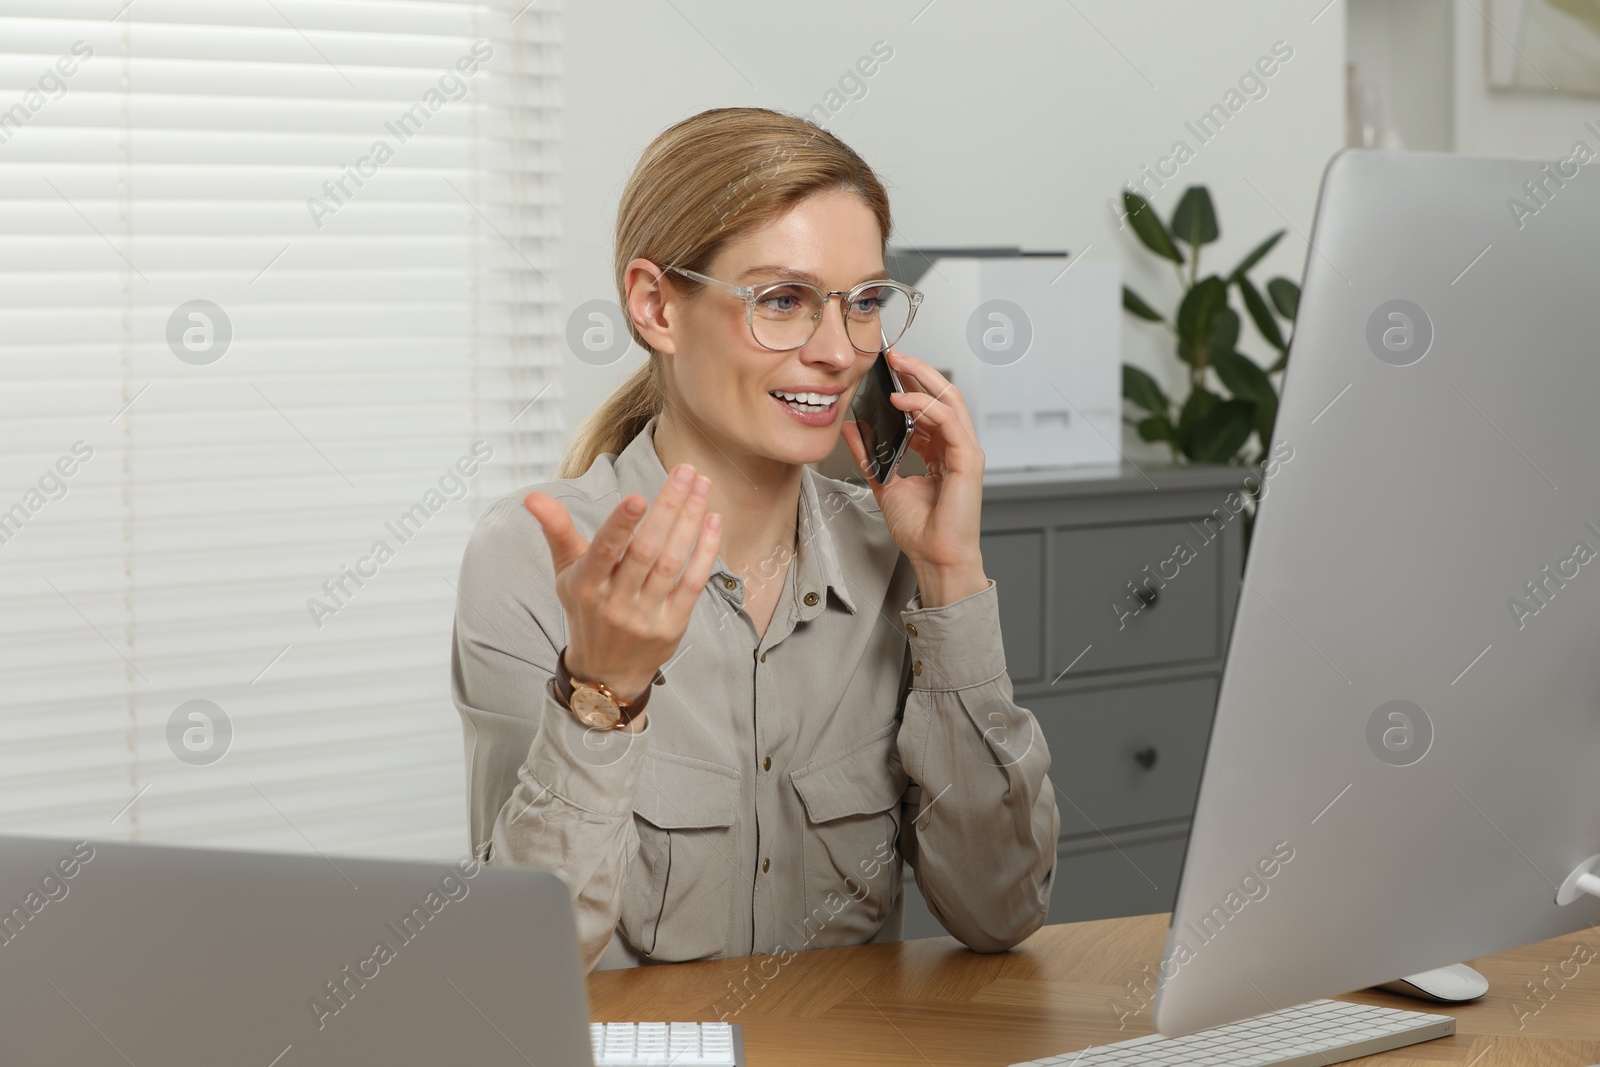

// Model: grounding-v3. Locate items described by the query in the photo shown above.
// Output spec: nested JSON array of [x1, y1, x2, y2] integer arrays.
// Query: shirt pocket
[[789, 721, 907, 946], [623, 753, 742, 962]]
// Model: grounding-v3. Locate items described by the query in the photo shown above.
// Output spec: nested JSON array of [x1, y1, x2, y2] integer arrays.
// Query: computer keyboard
[[1009, 998, 1455, 1066], [589, 1020, 744, 1065]]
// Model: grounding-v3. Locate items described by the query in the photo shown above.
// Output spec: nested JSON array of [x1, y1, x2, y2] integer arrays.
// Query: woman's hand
[[841, 347, 989, 607], [524, 463, 719, 727]]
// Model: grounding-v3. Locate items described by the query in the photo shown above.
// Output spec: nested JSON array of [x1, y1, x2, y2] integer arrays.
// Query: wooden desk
[[587, 914, 1600, 1065]]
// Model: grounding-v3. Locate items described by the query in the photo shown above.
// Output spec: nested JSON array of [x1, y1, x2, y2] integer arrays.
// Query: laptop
[[0, 833, 739, 1065]]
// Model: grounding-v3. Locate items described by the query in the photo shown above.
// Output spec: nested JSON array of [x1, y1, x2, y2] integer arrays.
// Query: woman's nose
[[803, 299, 858, 366]]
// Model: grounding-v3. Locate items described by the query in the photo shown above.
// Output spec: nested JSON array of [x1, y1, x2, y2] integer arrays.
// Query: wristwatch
[[550, 646, 661, 730]]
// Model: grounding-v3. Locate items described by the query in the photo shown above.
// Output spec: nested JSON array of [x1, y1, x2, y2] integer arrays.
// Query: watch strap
[[553, 646, 659, 726]]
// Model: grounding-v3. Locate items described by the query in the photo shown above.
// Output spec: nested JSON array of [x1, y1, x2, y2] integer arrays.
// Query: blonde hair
[[556, 107, 893, 480]]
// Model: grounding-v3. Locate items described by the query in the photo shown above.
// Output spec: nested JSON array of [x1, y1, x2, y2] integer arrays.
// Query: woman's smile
[[767, 387, 842, 426]]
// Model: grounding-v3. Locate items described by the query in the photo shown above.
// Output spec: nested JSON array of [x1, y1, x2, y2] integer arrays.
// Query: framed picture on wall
[[1487, 0, 1600, 95]]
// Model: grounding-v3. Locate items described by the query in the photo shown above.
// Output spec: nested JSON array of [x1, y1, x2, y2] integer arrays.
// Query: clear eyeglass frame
[[663, 264, 923, 353]]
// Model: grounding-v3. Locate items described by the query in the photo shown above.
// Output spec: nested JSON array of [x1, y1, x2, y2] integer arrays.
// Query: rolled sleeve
[[451, 492, 654, 972], [900, 578, 1006, 692], [523, 679, 654, 818], [894, 575, 1060, 954]]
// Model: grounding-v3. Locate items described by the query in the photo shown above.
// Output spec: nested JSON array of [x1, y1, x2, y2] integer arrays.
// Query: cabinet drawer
[[1052, 520, 1224, 674], [982, 529, 1044, 682], [1047, 830, 1188, 924], [898, 828, 1190, 935], [1033, 677, 1218, 837]]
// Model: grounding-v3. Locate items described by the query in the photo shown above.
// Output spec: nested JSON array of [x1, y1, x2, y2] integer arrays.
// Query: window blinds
[[0, 0, 563, 862]]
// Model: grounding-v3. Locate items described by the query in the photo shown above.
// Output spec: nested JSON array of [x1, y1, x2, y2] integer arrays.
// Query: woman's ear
[[623, 258, 675, 355]]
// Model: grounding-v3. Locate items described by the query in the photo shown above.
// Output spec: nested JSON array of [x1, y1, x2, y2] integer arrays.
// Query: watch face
[[571, 687, 622, 729]]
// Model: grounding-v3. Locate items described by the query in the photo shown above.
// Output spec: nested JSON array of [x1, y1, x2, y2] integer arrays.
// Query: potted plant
[[1118, 185, 1301, 546]]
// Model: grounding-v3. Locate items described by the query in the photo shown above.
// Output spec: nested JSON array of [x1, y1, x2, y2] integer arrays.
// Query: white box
[[895, 255, 1120, 471]]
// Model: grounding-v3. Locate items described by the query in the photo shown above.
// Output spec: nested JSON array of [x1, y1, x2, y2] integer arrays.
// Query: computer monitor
[[1154, 148, 1600, 1035]]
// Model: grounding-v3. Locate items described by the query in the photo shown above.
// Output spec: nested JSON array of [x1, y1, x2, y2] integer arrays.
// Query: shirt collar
[[612, 415, 857, 618]]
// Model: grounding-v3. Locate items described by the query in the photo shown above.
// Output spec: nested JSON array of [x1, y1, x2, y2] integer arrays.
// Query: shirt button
[[762, 857, 770, 873], [760, 652, 767, 663], [913, 660, 923, 676], [763, 755, 772, 771], [723, 578, 738, 591], [803, 591, 819, 607], [906, 623, 918, 637]]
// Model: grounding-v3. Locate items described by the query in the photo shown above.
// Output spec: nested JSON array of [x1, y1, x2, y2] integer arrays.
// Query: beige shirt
[[450, 415, 1059, 973]]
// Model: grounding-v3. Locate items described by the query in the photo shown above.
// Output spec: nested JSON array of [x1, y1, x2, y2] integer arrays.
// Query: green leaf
[[1175, 275, 1228, 366], [1171, 186, 1220, 248], [1267, 277, 1300, 320], [1257, 401, 1280, 452], [1137, 415, 1177, 444], [1236, 275, 1286, 351], [1122, 364, 1170, 416], [1204, 306, 1240, 367], [1210, 350, 1271, 404], [1176, 385, 1219, 443], [1228, 229, 1284, 281], [1122, 285, 1164, 322], [1124, 191, 1184, 264], [1186, 398, 1255, 464], [1266, 345, 1289, 375], [1211, 350, 1279, 451]]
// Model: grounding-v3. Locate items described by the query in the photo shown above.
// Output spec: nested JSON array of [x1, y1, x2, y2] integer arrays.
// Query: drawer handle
[[1133, 746, 1159, 770], [1133, 585, 1159, 608]]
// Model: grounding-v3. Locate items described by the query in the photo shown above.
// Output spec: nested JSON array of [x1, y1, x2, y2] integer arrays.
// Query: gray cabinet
[[894, 462, 1250, 938]]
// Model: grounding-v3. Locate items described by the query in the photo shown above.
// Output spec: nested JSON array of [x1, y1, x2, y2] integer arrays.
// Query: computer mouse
[[1374, 963, 1489, 1003]]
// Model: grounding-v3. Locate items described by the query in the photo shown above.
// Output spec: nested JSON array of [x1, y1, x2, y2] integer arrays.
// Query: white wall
[[558, 1, 1347, 464]]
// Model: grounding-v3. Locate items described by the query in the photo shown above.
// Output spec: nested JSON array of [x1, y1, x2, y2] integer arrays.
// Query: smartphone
[[847, 346, 915, 485]]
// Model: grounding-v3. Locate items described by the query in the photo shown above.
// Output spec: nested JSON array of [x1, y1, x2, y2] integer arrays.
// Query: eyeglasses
[[664, 265, 923, 354]]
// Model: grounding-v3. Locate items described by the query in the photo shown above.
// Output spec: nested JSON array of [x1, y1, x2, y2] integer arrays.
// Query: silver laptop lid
[[0, 834, 592, 1065]]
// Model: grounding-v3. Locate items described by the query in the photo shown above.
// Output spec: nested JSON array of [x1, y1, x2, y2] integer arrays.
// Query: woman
[[451, 107, 1059, 974]]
